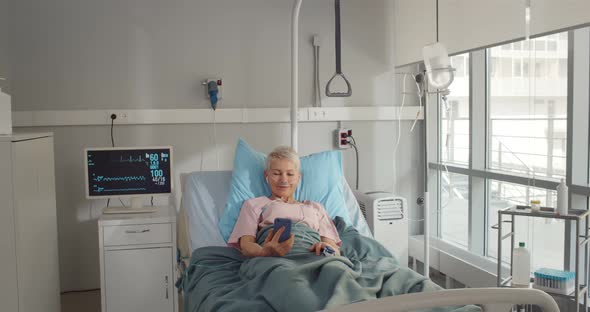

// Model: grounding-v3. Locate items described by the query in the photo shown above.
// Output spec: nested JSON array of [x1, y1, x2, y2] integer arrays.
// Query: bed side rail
[[323, 288, 559, 312]]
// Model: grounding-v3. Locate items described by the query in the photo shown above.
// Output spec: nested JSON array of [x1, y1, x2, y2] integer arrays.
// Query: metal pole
[[423, 75, 430, 278], [497, 211, 502, 286], [510, 215, 515, 280], [585, 214, 588, 312], [291, 0, 303, 151], [424, 191, 430, 277], [575, 218, 587, 312]]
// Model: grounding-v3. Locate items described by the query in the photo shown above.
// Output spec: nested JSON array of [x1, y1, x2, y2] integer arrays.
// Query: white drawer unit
[[99, 206, 177, 312], [103, 223, 172, 246]]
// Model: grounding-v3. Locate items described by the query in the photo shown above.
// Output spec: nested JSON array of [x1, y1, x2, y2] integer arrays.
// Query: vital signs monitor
[[85, 147, 173, 214]]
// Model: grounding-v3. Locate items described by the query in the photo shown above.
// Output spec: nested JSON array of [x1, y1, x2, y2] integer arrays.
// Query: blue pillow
[[218, 139, 351, 241]]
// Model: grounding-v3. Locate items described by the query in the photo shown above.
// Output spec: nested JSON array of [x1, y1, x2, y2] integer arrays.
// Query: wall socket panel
[[107, 111, 129, 123], [335, 128, 352, 149]]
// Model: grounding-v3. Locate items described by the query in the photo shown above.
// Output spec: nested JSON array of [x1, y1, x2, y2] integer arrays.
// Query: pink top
[[228, 196, 342, 248]]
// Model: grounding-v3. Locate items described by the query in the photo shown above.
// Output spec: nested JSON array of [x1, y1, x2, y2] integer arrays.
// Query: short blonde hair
[[266, 146, 300, 171]]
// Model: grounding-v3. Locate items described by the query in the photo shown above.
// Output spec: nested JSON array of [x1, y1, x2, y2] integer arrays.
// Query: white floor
[[61, 290, 100, 312]]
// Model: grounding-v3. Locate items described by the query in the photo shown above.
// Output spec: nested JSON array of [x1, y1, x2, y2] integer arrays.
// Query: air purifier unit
[[353, 190, 408, 267]]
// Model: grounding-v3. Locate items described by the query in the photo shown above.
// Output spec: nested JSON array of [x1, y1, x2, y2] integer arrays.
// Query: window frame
[[430, 28, 590, 269]]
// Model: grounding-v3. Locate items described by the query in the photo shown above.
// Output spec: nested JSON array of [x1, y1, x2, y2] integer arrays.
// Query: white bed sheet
[[180, 170, 372, 252]]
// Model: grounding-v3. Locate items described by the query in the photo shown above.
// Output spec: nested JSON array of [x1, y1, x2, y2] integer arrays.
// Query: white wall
[[6, 0, 423, 291], [7, 0, 396, 109], [0, 0, 7, 83]]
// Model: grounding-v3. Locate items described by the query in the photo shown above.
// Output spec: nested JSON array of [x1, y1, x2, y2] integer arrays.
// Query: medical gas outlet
[[203, 78, 222, 110]]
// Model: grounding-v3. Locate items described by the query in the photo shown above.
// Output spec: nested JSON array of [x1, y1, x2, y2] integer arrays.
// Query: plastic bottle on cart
[[530, 200, 541, 212], [557, 179, 568, 216], [512, 242, 531, 286]]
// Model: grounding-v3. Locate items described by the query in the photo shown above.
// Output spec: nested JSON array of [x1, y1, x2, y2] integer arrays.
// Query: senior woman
[[228, 146, 341, 257]]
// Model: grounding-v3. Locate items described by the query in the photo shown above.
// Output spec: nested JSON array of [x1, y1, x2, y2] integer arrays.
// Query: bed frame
[[176, 172, 560, 312], [323, 288, 559, 312]]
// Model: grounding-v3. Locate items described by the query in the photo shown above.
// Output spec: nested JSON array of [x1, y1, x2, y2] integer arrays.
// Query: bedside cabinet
[[99, 206, 178, 312]]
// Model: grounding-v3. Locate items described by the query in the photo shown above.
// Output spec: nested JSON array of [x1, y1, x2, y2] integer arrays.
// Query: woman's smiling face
[[265, 158, 301, 201]]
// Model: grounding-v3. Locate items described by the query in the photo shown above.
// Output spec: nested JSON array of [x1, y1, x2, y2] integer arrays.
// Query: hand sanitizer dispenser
[[0, 86, 11, 135]]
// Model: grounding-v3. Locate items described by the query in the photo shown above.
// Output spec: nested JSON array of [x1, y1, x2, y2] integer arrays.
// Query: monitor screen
[[85, 147, 173, 198]]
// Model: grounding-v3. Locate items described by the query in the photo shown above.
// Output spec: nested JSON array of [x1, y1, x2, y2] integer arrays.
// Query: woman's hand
[[309, 242, 341, 256], [261, 227, 295, 257]]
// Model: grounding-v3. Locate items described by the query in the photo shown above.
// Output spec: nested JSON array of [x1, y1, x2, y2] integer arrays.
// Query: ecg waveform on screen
[[92, 175, 147, 182], [92, 186, 148, 193]]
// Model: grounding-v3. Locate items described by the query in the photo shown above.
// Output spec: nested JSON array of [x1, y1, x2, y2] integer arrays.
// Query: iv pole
[[422, 74, 430, 278], [421, 66, 454, 278], [291, 0, 303, 151]]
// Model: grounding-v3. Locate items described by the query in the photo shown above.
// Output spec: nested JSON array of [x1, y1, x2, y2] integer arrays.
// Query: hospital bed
[[176, 170, 559, 312]]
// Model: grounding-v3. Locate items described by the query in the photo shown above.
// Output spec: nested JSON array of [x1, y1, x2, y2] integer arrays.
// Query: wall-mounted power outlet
[[107, 111, 128, 124], [308, 108, 328, 121], [335, 128, 352, 149]]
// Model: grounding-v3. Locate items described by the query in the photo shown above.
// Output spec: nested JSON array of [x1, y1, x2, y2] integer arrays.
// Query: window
[[427, 27, 590, 288], [441, 173, 469, 247], [547, 59, 559, 77], [535, 59, 547, 78], [452, 56, 466, 77], [500, 58, 512, 77], [433, 31, 571, 265], [489, 34, 567, 179], [489, 57, 498, 76], [523, 59, 529, 76], [513, 59, 522, 76], [441, 53, 470, 165], [559, 32, 568, 40], [558, 59, 567, 78], [523, 41, 530, 50]]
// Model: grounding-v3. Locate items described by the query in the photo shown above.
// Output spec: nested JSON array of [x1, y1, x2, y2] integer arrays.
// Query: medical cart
[[495, 207, 590, 312]]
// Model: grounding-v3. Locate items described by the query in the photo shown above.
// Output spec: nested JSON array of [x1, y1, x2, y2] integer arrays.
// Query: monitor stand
[[103, 197, 158, 214]]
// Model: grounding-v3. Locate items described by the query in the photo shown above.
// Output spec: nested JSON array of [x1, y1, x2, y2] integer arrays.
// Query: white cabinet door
[[104, 248, 173, 312], [12, 137, 60, 312], [0, 142, 18, 312]]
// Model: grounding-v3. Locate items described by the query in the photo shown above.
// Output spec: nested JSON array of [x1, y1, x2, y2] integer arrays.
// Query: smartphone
[[273, 218, 292, 243]]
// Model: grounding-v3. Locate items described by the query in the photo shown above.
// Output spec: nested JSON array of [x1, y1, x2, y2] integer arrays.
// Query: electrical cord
[[212, 110, 220, 169], [410, 74, 423, 133], [107, 115, 116, 207], [348, 140, 359, 190], [393, 74, 408, 195], [110, 115, 116, 148]]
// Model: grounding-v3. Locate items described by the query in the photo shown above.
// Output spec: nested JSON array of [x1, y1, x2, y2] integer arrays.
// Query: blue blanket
[[180, 217, 480, 312]]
